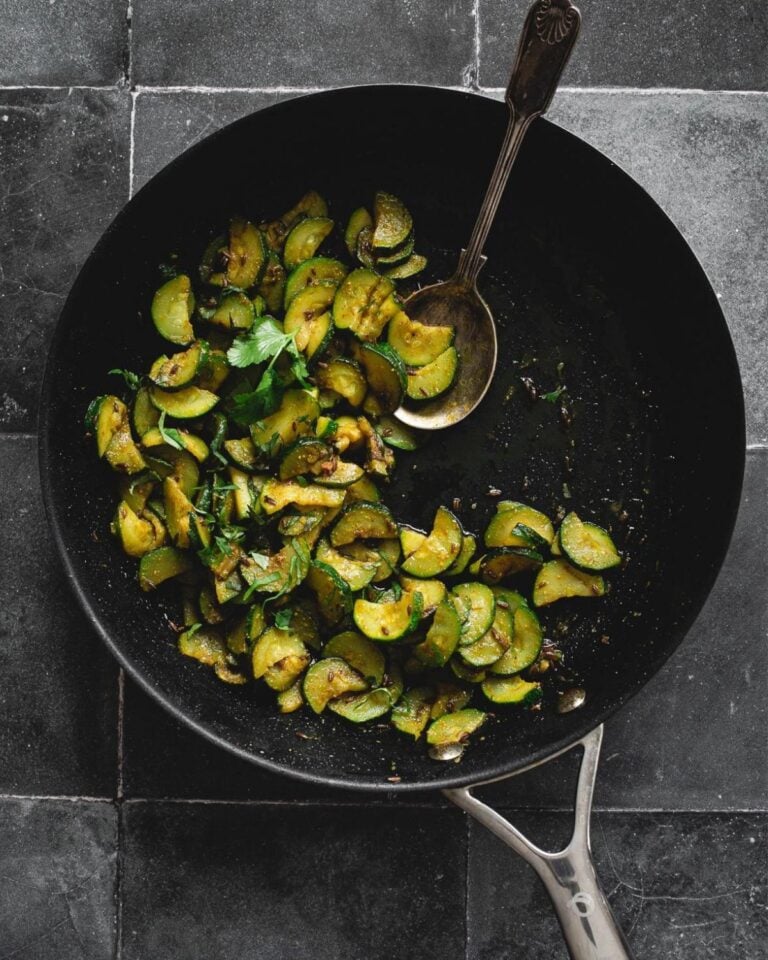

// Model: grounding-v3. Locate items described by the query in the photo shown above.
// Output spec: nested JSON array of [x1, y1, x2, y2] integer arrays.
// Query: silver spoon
[[395, 0, 581, 430]]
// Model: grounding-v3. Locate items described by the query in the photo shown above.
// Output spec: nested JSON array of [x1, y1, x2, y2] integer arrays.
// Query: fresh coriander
[[157, 411, 185, 450], [108, 368, 141, 391]]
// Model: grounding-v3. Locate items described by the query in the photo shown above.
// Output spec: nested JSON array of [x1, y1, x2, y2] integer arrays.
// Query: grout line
[[115, 802, 124, 960], [479, 85, 768, 96], [128, 90, 137, 198], [0, 793, 114, 802], [125, 1, 133, 89], [467, 0, 481, 91], [747, 443, 768, 452], [120, 796, 449, 809], [463, 812, 472, 960], [134, 84, 328, 95], [0, 432, 37, 440], [116, 670, 125, 800], [0, 84, 119, 91]]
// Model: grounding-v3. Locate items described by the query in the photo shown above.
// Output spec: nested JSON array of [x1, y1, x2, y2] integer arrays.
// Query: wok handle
[[444, 726, 635, 960]]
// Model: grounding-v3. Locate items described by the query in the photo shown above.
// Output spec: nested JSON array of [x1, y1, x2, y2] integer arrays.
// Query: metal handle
[[444, 726, 635, 960], [454, 0, 581, 286]]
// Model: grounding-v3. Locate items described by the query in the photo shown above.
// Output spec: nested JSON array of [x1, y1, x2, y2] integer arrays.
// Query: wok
[[39, 85, 744, 958]]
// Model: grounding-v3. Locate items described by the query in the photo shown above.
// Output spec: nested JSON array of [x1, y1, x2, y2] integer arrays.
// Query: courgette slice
[[262, 190, 329, 251], [375, 415, 420, 452], [533, 558, 606, 607], [283, 282, 337, 350], [406, 346, 459, 401], [449, 658, 487, 684], [459, 600, 511, 667], [430, 682, 471, 720], [314, 461, 364, 488], [163, 476, 195, 548], [399, 576, 446, 615], [400, 526, 427, 558], [251, 626, 311, 692], [114, 500, 166, 557], [391, 687, 434, 739], [257, 251, 286, 314], [290, 600, 322, 651], [283, 257, 347, 309], [374, 232, 414, 265], [90, 395, 127, 458], [355, 225, 375, 268], [151, 274, 195, 345], [149, 385, 219, 419], [344, 206, 373, 255], [328, 687, 392, 723], [315, 357, 367, 407], [228, 467, 259, 521], [277, 681, 304, 714], [210, 292, 255, 331], [490, 605, 544, 675], [332, 268, 400, 342], [315, 539, 379, 592], [145, 446, 200, 498], [479, 547, 544, 583], [278, 437, 334, 480], [426, 708, 486, 747], [357, 416, 396, 479], [199, 584, 225, 625], [358, 343, 406, 414], [385, 253, 428, 280], [196, 350, 229, 392], [278, 510, 325, 538], [330, 500, 397, 546], [283, 217, 334, 270], [559, 512, 621, 571], [303, 658, 367, 714], [104, 415, 146, 475], [387, 310, 454, 367], [179, 625, 227, 667], [485, 502, 555, 548], [141, 427, 209, 463], [372, 192, 413, 250], [353, 591, 423, 642], [482, 675, 542, 706], [344, 475, 380, 503], [224, 437, 263, 472], [258, 479, 345, 514], [241, 541, 310, 596], [132, 386, 160, 437], [339, 538, 400, 582], [400, 506, 462, 577], [250, 388, 320, 453], [306, 561, 353, 625], [323, 630, 385, 686], [220, 218, 266, 289], [413, 599, 462, 667], [446, 535, 476, 576], [138, 546, 193, 591], [452, 582, 496, 646], [117, 474, 155, 514]]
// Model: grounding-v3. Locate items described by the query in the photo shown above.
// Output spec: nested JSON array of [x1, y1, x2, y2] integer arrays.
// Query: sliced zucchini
[[449, 658, 487, 685], [257, 251, 286, 314], [241, 541, 310, 596], [479, 547, 543, 583], [315, 461, 364, 488], [306, 561, 353, 625], [262, 190, 328, 251], [400, 526, 427, 558], [459, 605, 510, 666], [559, 512, 621, 571], [90, 395, 127, 458], [250, 388, 320, 453], [278, 510, 325, 538], [391, 687, 434, 739], [345, 475, 380, 503], [490, 586, 528, 615], [426, 709, 486, 747], [141, 427, 209, 463], [315, 539, 379, 592], [104, 415, 146, 475], [251, 626, 311, 692], [304, 311, 335, 365], [131, 386, 160, 438], [328, 688, 392, 723], [258, 479, 345, 514], [149, 384, 219, 419], [375, 415, 420, 452], [151, 274, 195, 345], [446, 535, 476, 577], [220, 218, 266, 289], [283, 216, 334, 270], [283, 257, 347, 309], [413, 599, 462, 667], [385, 253, 428, 280], [332, 268, 400, 342], [210, 292, 255, 331], [451, 582, 496, 645], [283, 282, 337, 351], [400, 506, 462, 577], [114, 500, 165, 557], [482, 675, 542, 706], [138, 546, 193, 591], [199, 585, 225, 625], [358, 343, 406, 414], [491, 605, 544, 675], [372, 191, 413, 250], [290, 600, 322, 651], [340, 538, 400, 582], [323, 630, 385, 686], [430, 682, 471, 720], [117, 474, 154, 514], [303, 658, 368, 714], [357, 416, 396, 479], [163, 476, 195, 548], [196, 349, 229, 392], [224, 437, 263, 472], [353, 591, 423, 642], [330, 501, 397, 547], [399, 576, 446, 615], [277, 680, 304, 714], [355, 225, 375, 268], [179, 625, 227, 667], [278, 437, 334, 480], [485, 502, 555, 548], [227, 467, 257, 521], [374, 232, 414, 266], [315, 357, 367, 407], [344, 206, 373, 256], [533, 558, 606, 607], [406, 346, 459, 401], [387, 310, 454, 367]]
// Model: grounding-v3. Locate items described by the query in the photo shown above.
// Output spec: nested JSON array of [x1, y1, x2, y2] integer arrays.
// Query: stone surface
[[479, 0, 768, 90], [120, 800, 467, 959], [467, 812, 767, 960], [131, 0, 475, 87], [0, 0, 128, 85], [0, 798, 117, 959], [0, 88, 130, 432], [0, 437, 118, 796]]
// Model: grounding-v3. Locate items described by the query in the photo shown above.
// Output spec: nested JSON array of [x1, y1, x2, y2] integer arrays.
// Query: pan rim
[[37, 83, 746, 793]]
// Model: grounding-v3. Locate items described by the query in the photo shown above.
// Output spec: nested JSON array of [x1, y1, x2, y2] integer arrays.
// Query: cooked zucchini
[[490, 604, 543, 675], [533, 558, 606, 606], [399, 576, 446, 615], [323, 630, 385, 686], [353, 590, 423, 642], [413, 599, 462, 667], [328, 687, 392, 723], [357, 343, 406, 414], [277, 681, 304, 713], [344, 207, 373, 255], [387, 310, 454, 367], [284, 217, 334, 270], [252, 627, 311, 692], [479, 547, 543, 583], [481, 675, 542, 706], [385, 254, 428, 280], [149, 384, 219, 419], [90, 395, 127, 458], [131, 386, 160, 437], [559, 512, 621, 571], [152, 274, 195, 344], [283, 282, 337, 351], [391, 687, 434, 739], [250, 388, 320, 452], [345, 475, 380, 503], [401, 506, 462, 577], [400, 526, 427, 558], [406, 346, 459, 401], [426, 709, 486, 747], [375, 415, 420, 451], [315, 539, 379, 591], [224, 437, 263, 472], [278, 437, 334, 480], [114, 500, 166, 557], [372, 192, 413, 250], [314, 461, 364, 488], [210, 292, 255, 331], [306, 561, 352, 625], [283, 257, 347, 308], [333, 269, 400, 342], [316, 357, 367, 407], [104, 414, 146, 475], [141, 427, 209, 463], [330, 501, 397, 547], [452, 582, 496, 645], [257, 251, 286, 314], [148, 340, 208, 390], [138, 546, 193, 591], [219, 218, 266, 289], [259, 479, 345, 514], [303, 658, 367, 714], [446, 535, 477, 576], [485, 502, 555, 548]]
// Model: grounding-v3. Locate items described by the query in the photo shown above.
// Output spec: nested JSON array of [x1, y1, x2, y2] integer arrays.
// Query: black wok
[[39, 85, 744, 957]]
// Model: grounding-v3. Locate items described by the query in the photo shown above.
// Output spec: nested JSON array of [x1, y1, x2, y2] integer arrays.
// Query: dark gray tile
[[132, 0, 474, 87], [479, 450, 768, 812], [467, 812, 767, 960], [133, 90, 288, 191], [0, 88, 130, 432], [547, 91, 768, 444], [0, 437, 118, 796], [479, 0, 768, 90], [0, 798, 117, 959], [0, 0, 128, 85], [121, 800, 466, 959]]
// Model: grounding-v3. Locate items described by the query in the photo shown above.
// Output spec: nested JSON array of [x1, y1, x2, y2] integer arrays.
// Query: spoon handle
[[455, 0, 581, 286]]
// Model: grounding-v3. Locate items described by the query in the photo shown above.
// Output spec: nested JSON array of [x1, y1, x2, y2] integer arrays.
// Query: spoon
[[395, 0, 581, 430]]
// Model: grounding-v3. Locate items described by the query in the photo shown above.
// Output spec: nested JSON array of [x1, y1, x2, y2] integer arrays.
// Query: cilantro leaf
[[274, 608, 293, 630], [229, 367, 284, 425], [108, 368, 141, 391], [158, 411, 185, 450], [541, 385, 565, 404], [227, 316, 291, 369]]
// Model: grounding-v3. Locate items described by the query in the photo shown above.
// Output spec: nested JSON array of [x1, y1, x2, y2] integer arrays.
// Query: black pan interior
[[39, 86, 744, 791]]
